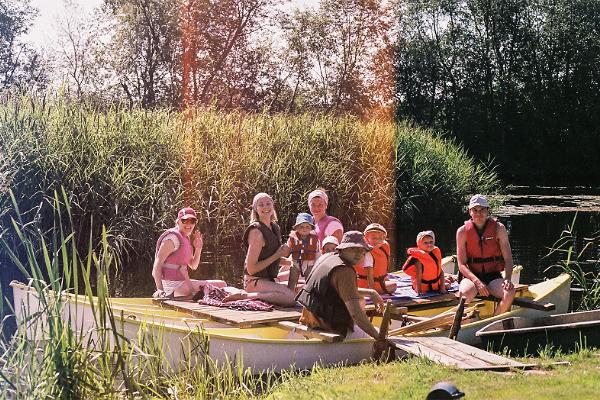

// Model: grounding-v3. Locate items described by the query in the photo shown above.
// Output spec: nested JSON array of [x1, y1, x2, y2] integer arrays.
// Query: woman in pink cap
[[152, 207, 226, 298], [223, 193, 296, 306], [307, 188, 344, 247]]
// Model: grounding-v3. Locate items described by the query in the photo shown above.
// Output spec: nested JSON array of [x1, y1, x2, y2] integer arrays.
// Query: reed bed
[[546, 214, 600, 310], [0, 93, 499, 295]]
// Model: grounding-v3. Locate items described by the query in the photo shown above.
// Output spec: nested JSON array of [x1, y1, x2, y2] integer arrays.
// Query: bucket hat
[[336, 231, 373, 251], [293, 212, 315, 228]]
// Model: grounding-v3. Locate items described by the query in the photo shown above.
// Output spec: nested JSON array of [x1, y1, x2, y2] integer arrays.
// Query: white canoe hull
[[10, 273, 571, 372]]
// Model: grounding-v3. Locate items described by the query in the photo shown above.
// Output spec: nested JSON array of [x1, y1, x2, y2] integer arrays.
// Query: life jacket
[[314, 215, 343, 245], [155, 228, 193, 281], [295, 253, 354, 336], [354, 241, 391, 293], [464, 218, 504, 274], [243, 221, 282, 281], [288, 231, 319, 263], [402, 246, 443, 292]]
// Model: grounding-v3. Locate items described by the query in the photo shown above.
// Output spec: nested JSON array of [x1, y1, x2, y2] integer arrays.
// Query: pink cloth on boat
[[198, 285, 274, 312]]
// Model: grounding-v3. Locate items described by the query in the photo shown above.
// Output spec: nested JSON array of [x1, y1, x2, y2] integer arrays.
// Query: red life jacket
[[155, 228, 193, 281], [354, 241, 391, 292], [288, 231, 319, 262], [402, 246, 443, 292], [464, 218, 505, 274]]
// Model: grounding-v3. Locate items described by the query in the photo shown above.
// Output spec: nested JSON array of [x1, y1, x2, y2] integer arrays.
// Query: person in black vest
[[223, 192, 296, 306], [296, 231, 386, 342]]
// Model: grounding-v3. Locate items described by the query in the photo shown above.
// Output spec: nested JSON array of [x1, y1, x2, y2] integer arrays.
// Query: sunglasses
[[181, 219, 197, 225]]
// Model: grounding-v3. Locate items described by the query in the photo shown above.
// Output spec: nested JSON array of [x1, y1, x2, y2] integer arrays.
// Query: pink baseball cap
[[177, 207, 197, 220]]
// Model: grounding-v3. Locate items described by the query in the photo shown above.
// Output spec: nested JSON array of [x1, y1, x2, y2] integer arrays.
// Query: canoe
[[10, 273, 571, 372], [476, 309, 600, 356]]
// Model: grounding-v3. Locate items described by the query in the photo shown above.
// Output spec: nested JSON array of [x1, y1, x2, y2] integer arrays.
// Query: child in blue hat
[[278, 213, 321, 286]]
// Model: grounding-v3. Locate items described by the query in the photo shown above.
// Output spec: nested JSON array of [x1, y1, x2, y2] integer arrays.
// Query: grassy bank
[[266, 349, 600, 400], [0, 93, 499, 294]]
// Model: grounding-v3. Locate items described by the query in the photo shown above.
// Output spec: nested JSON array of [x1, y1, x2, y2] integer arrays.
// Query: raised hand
[[192, 231, 203, 249]]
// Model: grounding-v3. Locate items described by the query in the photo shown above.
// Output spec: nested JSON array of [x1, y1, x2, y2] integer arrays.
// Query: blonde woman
[[224, 193, 296, 306]]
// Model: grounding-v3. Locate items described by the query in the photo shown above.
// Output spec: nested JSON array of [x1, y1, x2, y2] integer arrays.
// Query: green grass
[[265, 350, 600, 400]]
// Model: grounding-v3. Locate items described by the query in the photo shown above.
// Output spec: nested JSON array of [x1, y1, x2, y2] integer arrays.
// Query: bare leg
[[173, 279, 226, 297], [246, 279, 296, 306], [458, 278, 478, 303], [488, 278, 516, 315]]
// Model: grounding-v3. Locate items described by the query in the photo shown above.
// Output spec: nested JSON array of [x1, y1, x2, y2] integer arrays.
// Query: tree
[[394, 0, 600, 184], [103, 0, 181, 108], [0, 0, 45, 89], [277, 0, 393, 117]]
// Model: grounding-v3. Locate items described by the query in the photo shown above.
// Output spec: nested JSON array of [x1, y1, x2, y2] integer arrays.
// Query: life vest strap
[[468, 256, 504, 264]]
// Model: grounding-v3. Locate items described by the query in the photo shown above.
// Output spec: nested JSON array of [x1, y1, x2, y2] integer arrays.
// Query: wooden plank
[[416, 337, 523, 367], [391, 337, 484, 368], [275, 321, 343, 342], [156, 299, 301, 326], [388, 336, 531, 370], [403, 337, 493, 369]]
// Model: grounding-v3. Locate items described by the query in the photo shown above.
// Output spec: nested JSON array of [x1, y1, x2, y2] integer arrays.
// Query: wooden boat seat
[[154, 298, 302, 327]]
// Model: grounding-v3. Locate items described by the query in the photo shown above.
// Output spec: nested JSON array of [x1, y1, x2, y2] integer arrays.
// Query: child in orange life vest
[[402, 230, 446, 295], [278, 213, 321, 281], [321, 235, 339, 254], [354, 223, 398, 294]]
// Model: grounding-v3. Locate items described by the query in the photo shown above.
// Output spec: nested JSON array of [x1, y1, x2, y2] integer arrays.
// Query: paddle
[[373, 300, 394, 361], [388, 303, 483, 336]]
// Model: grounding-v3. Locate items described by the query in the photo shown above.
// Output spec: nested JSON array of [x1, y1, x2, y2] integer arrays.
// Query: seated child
[[402, 230, 446, 294], [321, 235, 339, 254], [354, 223, 397, 294], [278, 213, 320, 281]]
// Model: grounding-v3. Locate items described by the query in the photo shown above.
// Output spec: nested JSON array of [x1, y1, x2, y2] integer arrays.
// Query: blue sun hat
[[293, 212, 315, 228]]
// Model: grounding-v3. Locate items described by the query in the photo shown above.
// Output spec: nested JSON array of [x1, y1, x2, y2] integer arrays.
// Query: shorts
[[473, 271, 503, 285], [458, 271, 503, 285]]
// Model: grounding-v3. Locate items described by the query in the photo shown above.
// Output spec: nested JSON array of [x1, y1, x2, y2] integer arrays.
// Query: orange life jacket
[[402, 246, 443, 292], [354, 241, 391, 292], [288, 231, 319, 263], [464, 218, 504, 274]]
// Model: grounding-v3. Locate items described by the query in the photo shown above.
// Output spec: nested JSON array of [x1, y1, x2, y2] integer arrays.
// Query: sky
[[25, 0, 103, 49], [25, 0, 318, 50]]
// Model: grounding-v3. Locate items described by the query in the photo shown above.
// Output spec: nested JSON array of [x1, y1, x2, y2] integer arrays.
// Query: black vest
[[295, 253, 354, 336], [243, 221, 282, 281]]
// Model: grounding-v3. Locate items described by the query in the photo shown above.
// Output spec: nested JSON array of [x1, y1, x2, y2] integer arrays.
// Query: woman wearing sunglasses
[[152, 207, 226, 298]]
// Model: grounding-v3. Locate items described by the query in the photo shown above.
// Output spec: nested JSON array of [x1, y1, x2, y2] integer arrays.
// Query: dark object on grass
[[426, 381, 465, 400]]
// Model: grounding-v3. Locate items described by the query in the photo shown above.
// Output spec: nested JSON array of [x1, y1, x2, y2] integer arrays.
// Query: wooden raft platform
[[389, 336, 536, 370], [371, 283, 529, 311], [155, 299, 301, 327]]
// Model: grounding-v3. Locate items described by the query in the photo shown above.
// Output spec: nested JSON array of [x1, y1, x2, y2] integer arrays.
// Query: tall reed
[[0, 191, 287, 398], [0, 93, 499, 294], [546, 213, 600, 310]]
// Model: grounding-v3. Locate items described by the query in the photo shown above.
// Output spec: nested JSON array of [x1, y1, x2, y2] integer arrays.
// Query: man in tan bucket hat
[[296, 231, 386, 343]]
